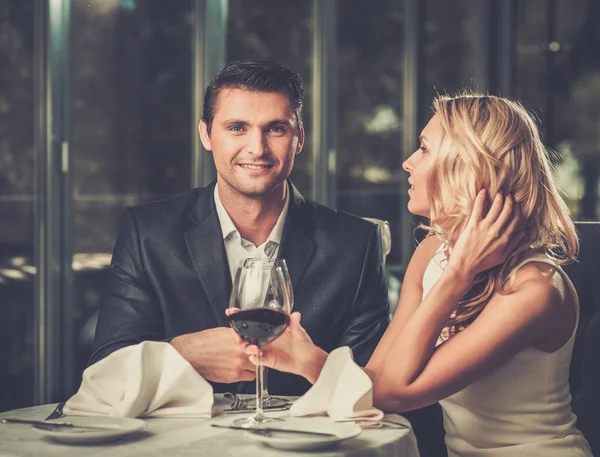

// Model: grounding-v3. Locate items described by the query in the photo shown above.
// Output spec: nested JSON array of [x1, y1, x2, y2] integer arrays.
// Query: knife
[[44, 402, 65, 421], [211, 423, 337, 437], [1, 418, 121, 430]]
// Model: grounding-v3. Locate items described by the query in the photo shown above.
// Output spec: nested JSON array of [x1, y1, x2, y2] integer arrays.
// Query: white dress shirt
[[214, 183, 290, 282]]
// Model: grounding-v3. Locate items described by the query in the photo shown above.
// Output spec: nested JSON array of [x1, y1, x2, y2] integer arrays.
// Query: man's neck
[[217, 181, 288, 246]]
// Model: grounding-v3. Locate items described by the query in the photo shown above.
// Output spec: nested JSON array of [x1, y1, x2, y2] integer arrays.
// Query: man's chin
[[235, 182, 284, 199], [217, 174, 288, 199]]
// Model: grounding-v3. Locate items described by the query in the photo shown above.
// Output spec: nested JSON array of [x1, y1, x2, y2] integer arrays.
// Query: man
[[90, 60, 390, 396]]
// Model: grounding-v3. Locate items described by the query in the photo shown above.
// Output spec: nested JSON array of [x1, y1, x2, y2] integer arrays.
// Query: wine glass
[[228, 258, 293, 426], [243, 258, 294, 410]]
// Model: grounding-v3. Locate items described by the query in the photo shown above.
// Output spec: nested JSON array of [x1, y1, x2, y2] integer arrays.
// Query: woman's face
[[402, 114, 443, 217]]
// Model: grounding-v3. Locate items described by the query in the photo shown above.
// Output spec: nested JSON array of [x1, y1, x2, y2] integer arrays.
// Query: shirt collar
[[214, 185, 238, 240], [213, 182, 290, 246]]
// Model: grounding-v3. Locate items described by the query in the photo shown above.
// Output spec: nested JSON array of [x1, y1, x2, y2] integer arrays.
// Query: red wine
[[229, 308, 290, 347]]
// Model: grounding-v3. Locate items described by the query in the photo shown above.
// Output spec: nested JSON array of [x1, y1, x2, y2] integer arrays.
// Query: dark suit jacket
[[90, 181, 390, 395]]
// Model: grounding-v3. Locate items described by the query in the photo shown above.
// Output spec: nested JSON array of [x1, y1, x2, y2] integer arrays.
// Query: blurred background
[[1, 0, 599, 412]]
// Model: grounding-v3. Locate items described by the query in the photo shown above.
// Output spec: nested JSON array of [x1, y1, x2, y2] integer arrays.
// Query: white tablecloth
[[0, 397, 420, 457]]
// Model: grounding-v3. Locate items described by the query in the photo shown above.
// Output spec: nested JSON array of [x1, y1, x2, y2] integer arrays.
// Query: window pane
[[226, 0, 313, 195], [421, 0, 483, 121], [336, 0, 404, 265], [0, 0, 35, 412], [516, 0, 600, 220], [71, 0, 193, 389], [515, 0, 548, 130]]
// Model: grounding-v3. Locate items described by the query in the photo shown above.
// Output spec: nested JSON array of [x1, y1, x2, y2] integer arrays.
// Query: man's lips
[[237, 163, 274, 170]]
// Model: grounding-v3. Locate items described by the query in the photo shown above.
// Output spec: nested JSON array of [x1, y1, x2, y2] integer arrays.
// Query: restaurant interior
[[1, 1, 599, 456]]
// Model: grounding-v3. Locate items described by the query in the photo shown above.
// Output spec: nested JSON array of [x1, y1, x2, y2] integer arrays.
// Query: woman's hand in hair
[[447, 189, 524, 281]]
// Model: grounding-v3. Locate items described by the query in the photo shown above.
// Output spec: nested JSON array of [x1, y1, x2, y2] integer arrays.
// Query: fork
[[222, 392, 292, 414], [223, 393, 251, 412]]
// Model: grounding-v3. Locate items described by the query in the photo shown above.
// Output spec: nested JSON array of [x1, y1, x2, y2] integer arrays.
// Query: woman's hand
[[447, 189, 524, 281], [240, 311, 328, 384]]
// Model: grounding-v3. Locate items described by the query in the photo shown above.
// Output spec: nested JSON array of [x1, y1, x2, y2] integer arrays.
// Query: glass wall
[[0, 0, 35, 412], [421, 0, 484, 119], [336, 0, 404, 265], [3, 0, 600, 413], [516, 0, 600, 220], [226, 0, 313, 195], [69, 0, 194, 391]]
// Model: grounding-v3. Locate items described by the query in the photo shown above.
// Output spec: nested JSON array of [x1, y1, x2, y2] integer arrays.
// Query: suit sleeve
[[342, 225, 391, 366], [88, 208, 165, 366]]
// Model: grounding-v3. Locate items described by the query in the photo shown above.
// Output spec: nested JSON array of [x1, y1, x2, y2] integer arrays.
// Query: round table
[[0, 402, 420, 457]]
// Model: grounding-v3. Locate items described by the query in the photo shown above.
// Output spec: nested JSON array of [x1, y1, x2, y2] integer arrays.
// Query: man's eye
[[269, 126, 285, 133], [229, 125, 244, 132]]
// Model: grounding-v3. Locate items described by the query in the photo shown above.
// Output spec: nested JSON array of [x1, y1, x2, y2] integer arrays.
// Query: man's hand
[[170, 327, 256, 383]]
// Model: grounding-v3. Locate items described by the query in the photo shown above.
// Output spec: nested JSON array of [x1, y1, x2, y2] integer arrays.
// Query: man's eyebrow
[[221, 118, 295, 127], [221, 118, 249, 125], [266, 119, 294, 126]]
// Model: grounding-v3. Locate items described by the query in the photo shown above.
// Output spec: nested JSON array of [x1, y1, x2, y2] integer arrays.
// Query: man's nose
[[247, 129, 268, 158]]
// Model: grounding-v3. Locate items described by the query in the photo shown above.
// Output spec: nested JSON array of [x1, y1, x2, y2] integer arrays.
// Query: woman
[[241, 94, 592, 456]]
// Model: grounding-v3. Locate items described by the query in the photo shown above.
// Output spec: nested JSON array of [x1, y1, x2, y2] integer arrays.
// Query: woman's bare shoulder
[[509, 261, 568, 305], [404, 236, 445, 281], [416, 235, 444, 259], [501, 260, 575, 350]]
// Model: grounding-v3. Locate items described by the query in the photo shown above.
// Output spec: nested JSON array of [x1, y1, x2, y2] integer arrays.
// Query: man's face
[[199, 88, 304, 199]]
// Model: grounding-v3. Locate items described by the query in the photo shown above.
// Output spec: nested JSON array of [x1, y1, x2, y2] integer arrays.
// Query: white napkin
[[64, 341, 214, 418], [290, 346, 384, 421]]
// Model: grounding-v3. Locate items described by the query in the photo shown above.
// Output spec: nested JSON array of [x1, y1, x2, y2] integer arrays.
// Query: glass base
[[231, 415, 284, 428]]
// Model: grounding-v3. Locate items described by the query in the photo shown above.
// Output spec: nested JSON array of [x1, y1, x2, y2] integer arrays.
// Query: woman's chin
[[407, 202, 428, 218]]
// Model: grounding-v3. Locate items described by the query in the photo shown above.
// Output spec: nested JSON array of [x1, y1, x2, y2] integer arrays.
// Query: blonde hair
[[424, 93, 578, 334]]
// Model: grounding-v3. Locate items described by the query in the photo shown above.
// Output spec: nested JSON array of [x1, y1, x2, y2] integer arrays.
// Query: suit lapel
[[279, 183, 317, 294], [184, 183, 231, 328], [183, 181, 317, 327]]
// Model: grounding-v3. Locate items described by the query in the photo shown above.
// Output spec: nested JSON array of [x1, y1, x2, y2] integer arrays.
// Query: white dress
[[422, 245, 593, 457]]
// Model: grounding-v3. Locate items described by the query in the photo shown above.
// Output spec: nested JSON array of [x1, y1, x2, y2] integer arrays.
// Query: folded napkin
[[64, 341, 214, 418], [290, 346, 384, 421]]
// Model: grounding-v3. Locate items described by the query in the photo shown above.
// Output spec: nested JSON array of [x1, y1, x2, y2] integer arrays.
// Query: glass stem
[[255, 350, 264, 421], [262, 367, 269, 400]]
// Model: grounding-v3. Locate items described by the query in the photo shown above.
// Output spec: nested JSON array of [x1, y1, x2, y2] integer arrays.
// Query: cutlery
[[44, 402, 65, 421], [221, 393, 291, 413], [354, 420, 408, 429], [211, 423, 337, 437], [335, 418, 408, 429], [1, 418, 121, 431]]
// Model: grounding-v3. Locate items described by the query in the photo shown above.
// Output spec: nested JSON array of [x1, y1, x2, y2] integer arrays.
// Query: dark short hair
[[202, 60, 304, 133]]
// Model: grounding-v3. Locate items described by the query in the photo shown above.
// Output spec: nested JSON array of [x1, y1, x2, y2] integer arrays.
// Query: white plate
[[245, 418, 361, 451], [32, 416, 146, 444]]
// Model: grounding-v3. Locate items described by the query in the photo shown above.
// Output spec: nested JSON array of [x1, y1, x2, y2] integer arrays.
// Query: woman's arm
[[369, 191, 559, 412], [372, 262, 566, 412], [247, 235, 442, 383], [365, 235, 443, 377]]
